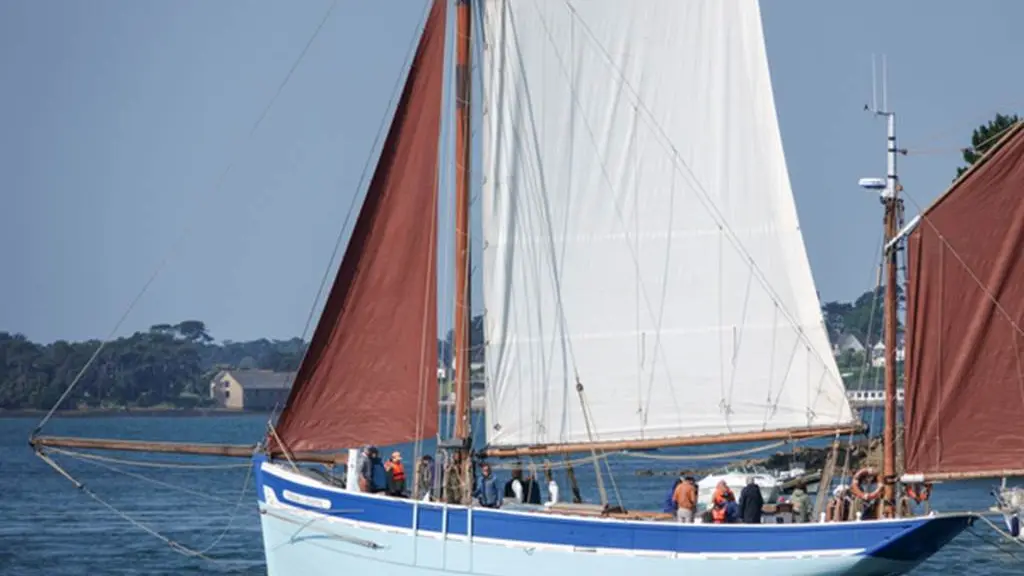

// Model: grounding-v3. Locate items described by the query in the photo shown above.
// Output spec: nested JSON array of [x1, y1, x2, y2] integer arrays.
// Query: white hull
[[259, 502, 914, 576], [254, 458, 972, 576]]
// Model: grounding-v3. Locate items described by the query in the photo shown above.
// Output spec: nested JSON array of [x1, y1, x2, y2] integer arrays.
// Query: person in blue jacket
[[474, 462, 502, 508], [358, 445, 388, 493]]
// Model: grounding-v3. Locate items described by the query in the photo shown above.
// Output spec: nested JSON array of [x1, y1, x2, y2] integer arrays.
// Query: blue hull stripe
[[254, 456, 972, 559]]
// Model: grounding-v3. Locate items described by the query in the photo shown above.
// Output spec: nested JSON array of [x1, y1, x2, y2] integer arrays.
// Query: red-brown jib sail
[[904, 121, 1024, 477], [269, 0, 447, 455]]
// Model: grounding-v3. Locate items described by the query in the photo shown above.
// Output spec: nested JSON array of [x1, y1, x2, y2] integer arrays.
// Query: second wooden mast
[[880, 108, 902, 518]]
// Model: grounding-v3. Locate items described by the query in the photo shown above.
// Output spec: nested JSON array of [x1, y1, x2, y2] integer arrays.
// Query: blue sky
[[2, 1, 1022, 344]]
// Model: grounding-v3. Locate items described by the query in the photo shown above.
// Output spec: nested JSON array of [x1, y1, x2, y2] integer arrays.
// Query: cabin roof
[[219, 369, 295, 390]]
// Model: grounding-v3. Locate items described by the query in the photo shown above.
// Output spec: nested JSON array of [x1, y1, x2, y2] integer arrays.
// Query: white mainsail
[[480, 0, 854, 448]]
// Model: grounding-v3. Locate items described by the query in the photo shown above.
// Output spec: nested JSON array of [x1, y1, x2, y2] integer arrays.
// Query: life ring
[[850, 468, 884, 501], [905, 482, 932, 504]]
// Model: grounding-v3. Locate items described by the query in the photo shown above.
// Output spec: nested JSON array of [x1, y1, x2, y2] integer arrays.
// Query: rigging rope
[[413, 0, 446, 493], [32, 0, 340, 438], [897, 153, 1024, 410], [35, 448, 258, 569], [558, 0, 845, 411], [837, 230, 888, 486], [267, 0, 435, 430], [48, 447, 242, 506], [27, 0, 342, 567], [906, 113, 1024, 159], [905, 106, 1024, 152], [971, 514, 1024, 559], [574, 380, 610, 506], [900, 172, 1024, 341]]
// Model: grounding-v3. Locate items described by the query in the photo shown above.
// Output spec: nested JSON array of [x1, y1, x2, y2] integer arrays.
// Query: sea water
[[0, 414, 1018, 575]]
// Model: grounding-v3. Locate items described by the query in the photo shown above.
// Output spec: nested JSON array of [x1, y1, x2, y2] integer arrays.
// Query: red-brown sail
[[904, 121, 1024, 477], [269, 0, 446, 454]]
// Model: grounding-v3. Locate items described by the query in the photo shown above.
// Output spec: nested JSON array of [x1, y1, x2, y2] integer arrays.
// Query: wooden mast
[[880, 110, 901, 518], [451, 0, 473, 502]]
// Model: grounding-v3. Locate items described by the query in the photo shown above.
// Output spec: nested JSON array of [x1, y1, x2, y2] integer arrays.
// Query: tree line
[[0, 321, 307, 410], [0, 317, 488, 411], [4, 292, 875, 411]]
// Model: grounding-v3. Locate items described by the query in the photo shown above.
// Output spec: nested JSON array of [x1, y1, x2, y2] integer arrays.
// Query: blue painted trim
[[863, 513, 974, 563], [253, 456, 970, 559]]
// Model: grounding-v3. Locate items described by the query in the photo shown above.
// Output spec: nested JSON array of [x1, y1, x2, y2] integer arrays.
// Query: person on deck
[[543, 463, 560, 505], [711, 480, 736, 523], [385, 451, 407, 497], [415, 454, 435, 501], [504, 465, 524, 503], [357, 445, 372, 491], [738, 476, 764, 524], [359, 445, 387, 493], [673, 475, 698, 523], [790, 482, 811, 523], [474, 463, 502, 508], [445, 452, 470, 504], [522, 470, 543, 505]]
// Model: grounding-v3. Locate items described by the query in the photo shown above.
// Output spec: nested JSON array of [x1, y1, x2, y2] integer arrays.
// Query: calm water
[[1, 415, 1021, 575]]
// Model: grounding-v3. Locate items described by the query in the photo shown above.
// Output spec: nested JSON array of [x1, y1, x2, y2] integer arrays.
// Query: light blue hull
[[254, 457, 971, 576]]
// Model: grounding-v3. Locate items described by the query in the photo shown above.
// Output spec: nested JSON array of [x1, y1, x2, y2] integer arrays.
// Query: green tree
[[0, 321, 441, 410], [955, 113, 1020, 179]]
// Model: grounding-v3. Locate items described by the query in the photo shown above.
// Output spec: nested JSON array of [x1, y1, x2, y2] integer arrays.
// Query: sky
[[2, 0, 1023, 344]]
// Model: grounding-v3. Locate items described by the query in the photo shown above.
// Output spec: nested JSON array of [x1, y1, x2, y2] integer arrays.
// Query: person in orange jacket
[[384, 451, 407, 497], [711, 480, 736, 523]]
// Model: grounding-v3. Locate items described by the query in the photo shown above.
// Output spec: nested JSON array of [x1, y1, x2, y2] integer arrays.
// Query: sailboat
[[30, 1, 998, 575]]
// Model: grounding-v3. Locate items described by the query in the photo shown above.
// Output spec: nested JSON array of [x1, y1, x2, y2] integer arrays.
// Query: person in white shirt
[[504, 465, 524, 503], [545, 464, 559, 505]]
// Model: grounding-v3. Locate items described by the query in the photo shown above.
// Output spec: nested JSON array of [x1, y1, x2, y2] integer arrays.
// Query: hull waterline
[[254, 458, 972, 576]]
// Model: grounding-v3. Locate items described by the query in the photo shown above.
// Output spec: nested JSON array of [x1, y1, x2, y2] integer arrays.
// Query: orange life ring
[[850, 468, 884, 501], [905, 482, 932, 504]]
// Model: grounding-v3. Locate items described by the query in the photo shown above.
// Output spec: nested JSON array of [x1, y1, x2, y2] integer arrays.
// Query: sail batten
[[904, 121, 1024, 478], [480, 0, 854, 449], [269, 0, 448, 455]]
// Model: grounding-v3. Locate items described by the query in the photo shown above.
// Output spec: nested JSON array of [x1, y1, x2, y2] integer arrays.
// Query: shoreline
[[0, 407, 273, 419], [1, 404, 488, 419]]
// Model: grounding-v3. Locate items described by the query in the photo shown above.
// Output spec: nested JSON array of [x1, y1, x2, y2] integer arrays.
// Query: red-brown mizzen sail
[[269, 0, 447, 455], [904, 121, 1024, 478]]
